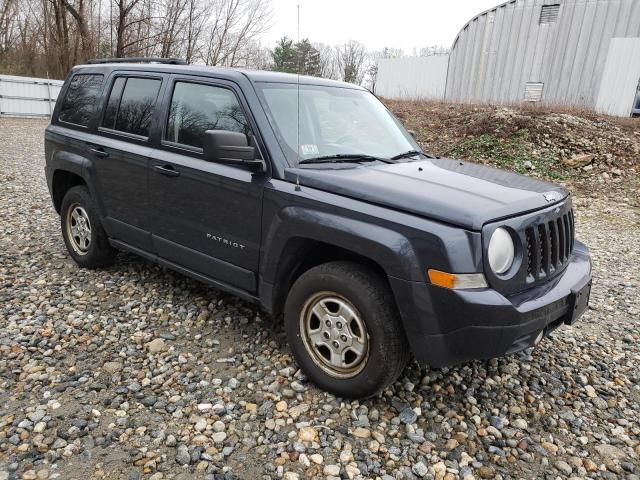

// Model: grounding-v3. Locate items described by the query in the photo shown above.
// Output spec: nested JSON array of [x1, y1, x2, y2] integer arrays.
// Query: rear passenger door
[[92, 73, 164, 251], [148, 76, 267, 293]]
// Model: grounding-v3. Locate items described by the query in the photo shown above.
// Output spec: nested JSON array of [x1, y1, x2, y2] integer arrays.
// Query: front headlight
[[488, 227, 515, 274]]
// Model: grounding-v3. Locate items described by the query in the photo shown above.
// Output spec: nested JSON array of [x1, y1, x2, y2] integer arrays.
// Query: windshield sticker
[[300, 144, 319, 156]]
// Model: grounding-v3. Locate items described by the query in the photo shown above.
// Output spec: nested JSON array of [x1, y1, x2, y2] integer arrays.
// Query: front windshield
[[255, 82, 420, 165]]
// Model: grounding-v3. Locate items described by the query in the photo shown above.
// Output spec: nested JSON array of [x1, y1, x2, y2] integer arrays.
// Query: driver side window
[[166, 82, 251, 149]]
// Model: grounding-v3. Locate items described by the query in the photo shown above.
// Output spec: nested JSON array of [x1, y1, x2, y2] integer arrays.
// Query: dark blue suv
[[45, 58, 592, 398]]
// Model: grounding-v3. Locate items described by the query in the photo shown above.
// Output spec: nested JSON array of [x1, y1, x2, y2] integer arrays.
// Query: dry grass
[[384, 99, 639, 203]]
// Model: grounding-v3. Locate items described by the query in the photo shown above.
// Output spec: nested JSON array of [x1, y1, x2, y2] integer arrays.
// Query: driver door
[[148, 77, 267, 292]]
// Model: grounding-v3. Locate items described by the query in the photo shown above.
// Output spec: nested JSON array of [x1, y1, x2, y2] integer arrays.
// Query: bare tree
[[158, 0, 188, 58], [112, 0, 160, 57], [335, 40, 367, 85], [243, 39, 271, 70], [204, 0, 273, 67], [184, 0, 208, 62], [313, 41, 337, 80], [0, 0, 18, 55], [0, 0, 274, 78], [418, 45, 449, 56], [61, 0, 92, 59]]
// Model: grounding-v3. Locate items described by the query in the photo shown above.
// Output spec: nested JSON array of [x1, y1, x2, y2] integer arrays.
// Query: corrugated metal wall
[[376, 55, 449, 100], [596, 38, 640, 116], [0, 74, 64, 118], [445, 0, 640, 107]]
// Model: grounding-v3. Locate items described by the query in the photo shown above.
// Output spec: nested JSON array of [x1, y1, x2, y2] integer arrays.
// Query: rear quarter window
[[58, 74, 104, 127]]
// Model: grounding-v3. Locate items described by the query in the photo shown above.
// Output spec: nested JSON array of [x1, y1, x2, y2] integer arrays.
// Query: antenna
[[297, 2, 301, 165]]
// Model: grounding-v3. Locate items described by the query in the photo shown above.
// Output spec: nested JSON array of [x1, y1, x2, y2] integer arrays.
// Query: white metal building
[[378, 0, 640, 116], [445, 0, 640, 116], [376, 55, 449, 100], [0, 74, 63, 118], [595, 38, 640, 116]]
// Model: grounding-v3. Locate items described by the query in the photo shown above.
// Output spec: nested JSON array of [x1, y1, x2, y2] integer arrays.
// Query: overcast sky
[[263, 0, 502, 53]]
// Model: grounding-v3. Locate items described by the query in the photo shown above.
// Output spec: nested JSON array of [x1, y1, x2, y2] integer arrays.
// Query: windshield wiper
[[298, 154, 394, 165], [390, 150, 430, 161]]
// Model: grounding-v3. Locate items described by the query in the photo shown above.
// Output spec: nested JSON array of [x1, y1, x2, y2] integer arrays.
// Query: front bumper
[[390, 241, 592, 367]]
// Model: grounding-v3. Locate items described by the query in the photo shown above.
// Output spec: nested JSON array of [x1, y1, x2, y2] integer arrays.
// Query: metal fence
[[0, 74, 64, 118]]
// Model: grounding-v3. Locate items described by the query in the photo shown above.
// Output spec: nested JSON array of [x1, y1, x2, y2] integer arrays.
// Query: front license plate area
[[567, 280, 591, 325]]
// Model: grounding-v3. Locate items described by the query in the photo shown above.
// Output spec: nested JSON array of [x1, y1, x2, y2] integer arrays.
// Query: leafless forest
[[0, 0, 447, 86], [0, 0, 275, 79]]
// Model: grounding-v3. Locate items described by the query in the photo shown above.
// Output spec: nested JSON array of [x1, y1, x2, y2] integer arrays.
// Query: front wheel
[[284, 261, 410, 398]]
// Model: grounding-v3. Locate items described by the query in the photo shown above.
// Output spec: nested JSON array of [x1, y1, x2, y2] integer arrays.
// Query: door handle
[[154, 164, 180, 177], [89, 147, 109, 158]]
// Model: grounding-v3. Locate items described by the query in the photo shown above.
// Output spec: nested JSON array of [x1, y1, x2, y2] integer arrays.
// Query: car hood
[[285, 157, 569, 230]]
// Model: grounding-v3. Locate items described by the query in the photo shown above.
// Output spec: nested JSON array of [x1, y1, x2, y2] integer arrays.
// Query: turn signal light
[[427, 269, 488, 290]]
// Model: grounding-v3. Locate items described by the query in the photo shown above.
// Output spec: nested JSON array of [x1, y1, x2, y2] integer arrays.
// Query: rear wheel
[[60, 186, 115, 268], [285, 261, 409, 398]]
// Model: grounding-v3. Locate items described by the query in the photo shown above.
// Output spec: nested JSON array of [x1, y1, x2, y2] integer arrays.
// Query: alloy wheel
[[299, 292, 370, 379], [66, 204, 92, 255]]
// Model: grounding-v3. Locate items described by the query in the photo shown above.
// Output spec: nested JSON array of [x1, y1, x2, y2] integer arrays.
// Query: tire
[[284, 261, 410, 398], [60, 185, 115, 269]]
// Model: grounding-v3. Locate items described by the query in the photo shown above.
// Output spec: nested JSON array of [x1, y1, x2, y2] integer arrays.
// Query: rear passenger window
[[58, 74, 104, 127], [102, 77, 161, 137], [166, 82, 251, 149], [102, 77, 126, 129]]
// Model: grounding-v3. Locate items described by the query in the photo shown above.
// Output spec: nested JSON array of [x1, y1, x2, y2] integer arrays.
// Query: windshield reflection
[[255, 83, 420, 166]]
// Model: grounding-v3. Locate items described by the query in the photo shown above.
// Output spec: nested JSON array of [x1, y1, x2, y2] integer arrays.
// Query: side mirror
[[202, 130, 265, 172], [408, 130, 417, 140]]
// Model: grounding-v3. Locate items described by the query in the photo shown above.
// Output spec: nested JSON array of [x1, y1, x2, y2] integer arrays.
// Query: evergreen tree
[[295, 39, 321, 77], [271, 37, 322, 77], [271, 37, 297, 73]]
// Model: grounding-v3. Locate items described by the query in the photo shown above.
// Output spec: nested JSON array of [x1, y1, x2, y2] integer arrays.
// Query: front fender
[[261, 205, 424, 285]]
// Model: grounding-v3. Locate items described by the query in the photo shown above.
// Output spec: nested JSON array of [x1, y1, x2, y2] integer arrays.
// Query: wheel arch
[[267, 237, 392, 318], [260, 207, 423, 318], [51, 169, 87, 213]]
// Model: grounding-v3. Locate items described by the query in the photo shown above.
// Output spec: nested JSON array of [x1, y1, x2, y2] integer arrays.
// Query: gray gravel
[[1, 118, 639, 480]]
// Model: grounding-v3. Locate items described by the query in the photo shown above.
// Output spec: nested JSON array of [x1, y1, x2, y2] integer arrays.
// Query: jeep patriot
[[45, 58, 592, 398]]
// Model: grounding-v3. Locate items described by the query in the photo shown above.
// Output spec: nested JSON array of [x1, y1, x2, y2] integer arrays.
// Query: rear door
[[91, 73, 165, 250], [148, 75, 267, 292]]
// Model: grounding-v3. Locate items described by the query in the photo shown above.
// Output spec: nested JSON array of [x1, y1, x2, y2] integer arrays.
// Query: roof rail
[[87, 57, 187, 65]]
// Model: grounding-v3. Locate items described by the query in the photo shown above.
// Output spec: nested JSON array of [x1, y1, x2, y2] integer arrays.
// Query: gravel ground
[[0, 118, 639, 480]]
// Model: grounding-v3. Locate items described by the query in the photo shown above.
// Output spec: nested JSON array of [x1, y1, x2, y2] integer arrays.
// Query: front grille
[[524, 209, 574, 283]]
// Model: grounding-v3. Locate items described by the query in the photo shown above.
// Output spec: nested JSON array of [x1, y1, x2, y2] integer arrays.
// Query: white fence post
[[48, 80, 54, 115]]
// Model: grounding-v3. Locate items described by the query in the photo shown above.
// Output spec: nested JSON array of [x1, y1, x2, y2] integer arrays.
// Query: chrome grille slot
[[538, 223, 549, 278], [569, 210, 575, 253], [525, 228, 534, 281], [563, 214, 571, 260], [557, 217, 565, 262], [549, 220, 558, 270], [525, 208, 574, 284]]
